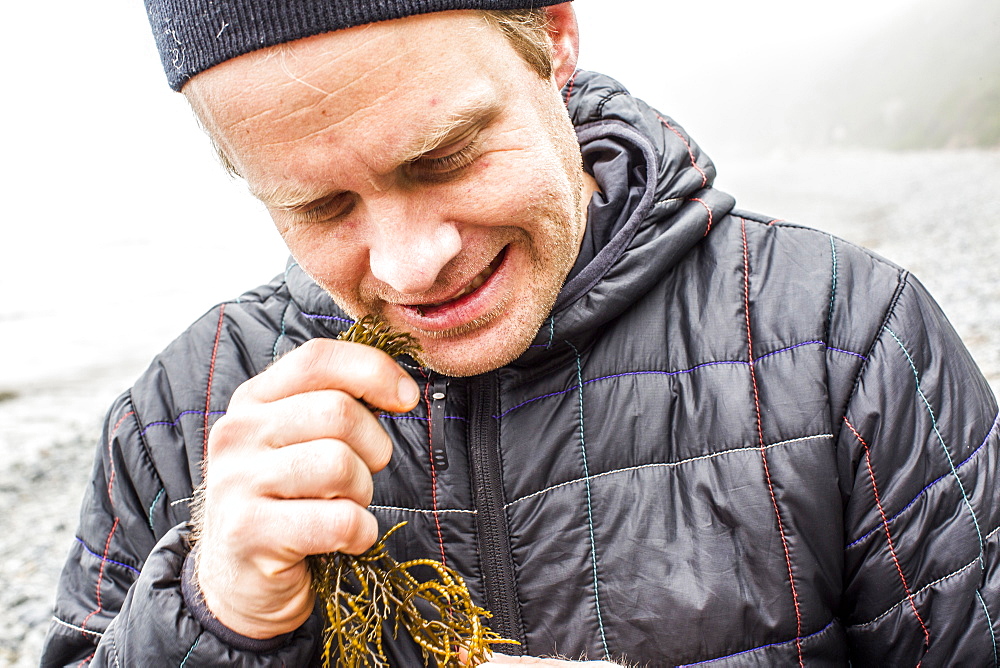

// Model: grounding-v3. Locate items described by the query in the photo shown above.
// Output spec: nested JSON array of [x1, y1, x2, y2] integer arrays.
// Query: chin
[[417, 349, 521, 378], [412, 302, 555, 376], [413, 328, 535, 377]]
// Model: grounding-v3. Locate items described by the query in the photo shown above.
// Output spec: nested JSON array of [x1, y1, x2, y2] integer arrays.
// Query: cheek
[[455, 151, 574, 224], [277, 223, 369, 296]]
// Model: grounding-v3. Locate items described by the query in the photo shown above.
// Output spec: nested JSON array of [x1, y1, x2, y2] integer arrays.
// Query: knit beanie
[[145, 0, 570, 91]]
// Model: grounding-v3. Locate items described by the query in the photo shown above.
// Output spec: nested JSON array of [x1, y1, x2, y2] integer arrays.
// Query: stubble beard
[[407, 174, 585, 377]]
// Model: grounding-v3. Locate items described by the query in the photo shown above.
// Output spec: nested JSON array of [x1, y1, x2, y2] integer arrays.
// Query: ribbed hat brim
[[144, 0, 569, 91]]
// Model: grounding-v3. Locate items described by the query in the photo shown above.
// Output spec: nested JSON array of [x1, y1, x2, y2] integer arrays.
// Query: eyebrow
[[398, 92, 502, 164], [251, 181, 333, 211], [251, 91, 503, 210]]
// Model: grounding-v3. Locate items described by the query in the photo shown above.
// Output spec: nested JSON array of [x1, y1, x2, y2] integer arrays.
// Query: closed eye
[[281, 192, 356, 224], [408, 132, 482, 180]]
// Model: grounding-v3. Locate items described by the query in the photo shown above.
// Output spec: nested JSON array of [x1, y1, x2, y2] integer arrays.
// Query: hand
[[480, 654, 621, 666], [192, 338, 421, 639]]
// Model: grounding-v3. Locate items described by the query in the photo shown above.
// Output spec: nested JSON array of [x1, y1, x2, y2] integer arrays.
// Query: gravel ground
[[0, 371, 138, 667], [1, 148, 997, 666]]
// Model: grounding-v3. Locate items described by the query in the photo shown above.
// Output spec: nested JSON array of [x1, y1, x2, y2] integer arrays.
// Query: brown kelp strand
[[308, 523, 516, 667], [305, 316, 516, 667], [337, 315, 422, 361]]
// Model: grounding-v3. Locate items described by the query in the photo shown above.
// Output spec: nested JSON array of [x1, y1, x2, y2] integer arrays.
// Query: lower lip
[[398, 247, 509, 332]]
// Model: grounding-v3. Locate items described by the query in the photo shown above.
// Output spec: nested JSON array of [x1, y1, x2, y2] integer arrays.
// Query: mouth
[[398, 246, 509, 327]]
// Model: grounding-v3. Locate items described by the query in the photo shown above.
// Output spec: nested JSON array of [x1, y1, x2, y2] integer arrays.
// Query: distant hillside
[[792, 0, 1000, 149]]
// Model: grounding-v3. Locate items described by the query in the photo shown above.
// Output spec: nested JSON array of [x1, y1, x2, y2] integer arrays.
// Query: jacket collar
[[516, 70, 735, 366]]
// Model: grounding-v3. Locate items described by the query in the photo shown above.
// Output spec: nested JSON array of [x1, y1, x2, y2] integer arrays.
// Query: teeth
[[465, 264, 494, 293], [422, 264, 495, 309]]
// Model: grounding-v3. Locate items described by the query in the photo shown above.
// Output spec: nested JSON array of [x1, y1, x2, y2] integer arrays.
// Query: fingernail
[[398, 377, 419, 406]]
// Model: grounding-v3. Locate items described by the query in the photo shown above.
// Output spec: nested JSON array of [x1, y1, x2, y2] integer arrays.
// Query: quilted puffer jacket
[[42, 70, 999, 666]]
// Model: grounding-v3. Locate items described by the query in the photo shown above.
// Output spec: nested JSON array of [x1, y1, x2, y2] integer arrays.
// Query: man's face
[[186, 10, 588, 376]]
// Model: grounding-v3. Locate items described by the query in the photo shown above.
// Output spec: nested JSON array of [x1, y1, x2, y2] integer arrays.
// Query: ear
[[543, 3, 580, 88]]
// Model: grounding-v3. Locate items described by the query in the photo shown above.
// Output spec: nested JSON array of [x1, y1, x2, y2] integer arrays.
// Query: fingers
[[194, 495, 378, 637], [256, 498, 380, 557], [234, 338, 421, 413], [252, 439, 374, 506], [207, 491, 380, 559], [191, 336, 415, 638], [210, 390, 393, 471]]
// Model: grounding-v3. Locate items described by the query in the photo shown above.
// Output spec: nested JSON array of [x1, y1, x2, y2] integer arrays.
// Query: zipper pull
[[429, 380, 449, 471]]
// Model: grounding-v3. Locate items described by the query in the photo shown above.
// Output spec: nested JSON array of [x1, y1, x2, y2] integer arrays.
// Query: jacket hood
[[284, 70, 735, 367]]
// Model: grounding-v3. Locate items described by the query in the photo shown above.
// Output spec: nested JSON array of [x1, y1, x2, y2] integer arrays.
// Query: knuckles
[[321, 390, 358, 439], [368, 432, 394, 472], [235, 338, 410, 410], [327, 503, 379, 555], [309, 392, 393, 472], [198, 338, 395, 564], [205, 412, 253, 457], [298, 338, 405, 399], [284, 340, 338, 389]]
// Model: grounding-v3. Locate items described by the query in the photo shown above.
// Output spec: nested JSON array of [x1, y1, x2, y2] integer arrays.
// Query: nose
[[366, 194, 462, 296]]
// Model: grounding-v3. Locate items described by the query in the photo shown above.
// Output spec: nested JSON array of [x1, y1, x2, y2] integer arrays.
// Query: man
[[42, 1, 998, 666]]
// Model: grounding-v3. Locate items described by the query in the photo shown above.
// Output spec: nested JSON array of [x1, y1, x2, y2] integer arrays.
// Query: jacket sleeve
[[40, 393, 323, 666], [837, 272, 999, 665]]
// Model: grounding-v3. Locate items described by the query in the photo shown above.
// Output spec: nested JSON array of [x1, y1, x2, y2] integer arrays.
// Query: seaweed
[[306, 315, 516, 667]]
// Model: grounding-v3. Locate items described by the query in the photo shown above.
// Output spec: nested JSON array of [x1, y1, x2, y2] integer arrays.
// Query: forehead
[[186, 11, 519, 177]]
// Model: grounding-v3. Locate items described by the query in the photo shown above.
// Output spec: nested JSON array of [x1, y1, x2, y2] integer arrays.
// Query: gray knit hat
[[144, 0, 569, 91]]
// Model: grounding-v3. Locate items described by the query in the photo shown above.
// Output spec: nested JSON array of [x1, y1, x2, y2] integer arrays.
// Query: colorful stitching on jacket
[[179, 633, 202, 667], [885, 325, 987, 565], [202, 305, 226, 462], [496, 341, 867, 419], [301, 312, 354, 324], [691, 197, 713, 236], [846, 411, 999, 549], [147, 489, 165, 531], [677, 618, 837, 666], [976, 590, 998, 666], [568, 341, 610, 658], [564, 68, 578, 107], [849, 524, 1000, 629], [73, 537, 141, 576], [78, 410, 136, 639], [656, 113, 707, 188], [506, 433, 833, 509], [140, 410, 228, 437], [272, 300, 292, 363], [845, 416, 931, 654], [742, 217, 804, 667], [422, 375, 448, 567]]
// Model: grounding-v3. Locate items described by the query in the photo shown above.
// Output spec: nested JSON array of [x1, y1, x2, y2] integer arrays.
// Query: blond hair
[[481, 8, 554, 79]]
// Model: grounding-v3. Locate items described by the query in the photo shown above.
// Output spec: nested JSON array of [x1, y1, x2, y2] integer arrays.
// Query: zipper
[[429, 377, 449, 471], [467, 373, 526, 651]]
